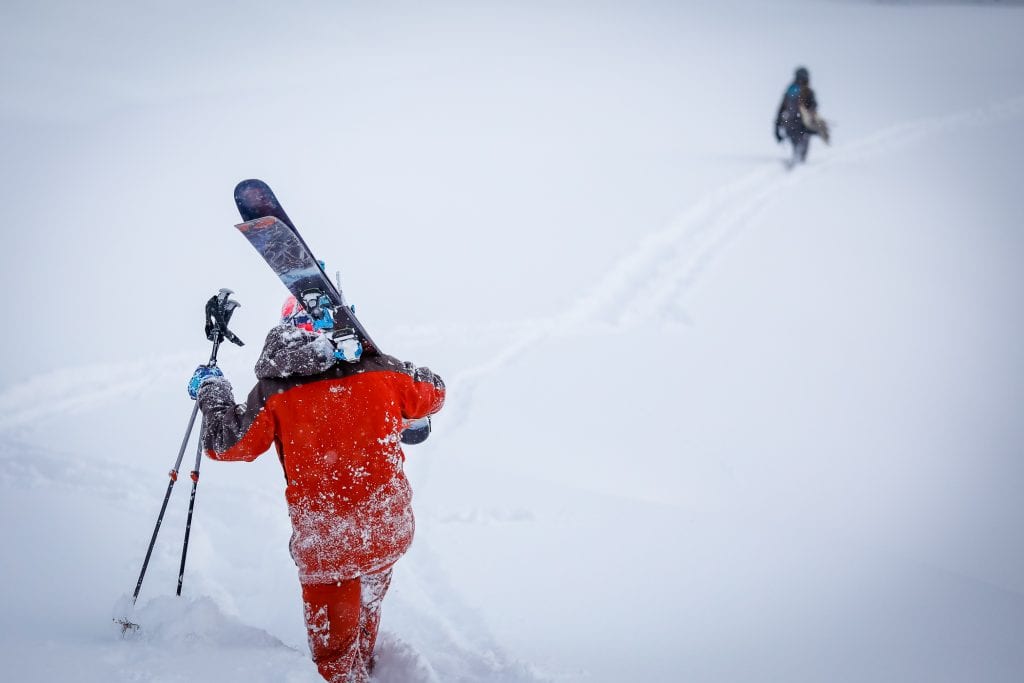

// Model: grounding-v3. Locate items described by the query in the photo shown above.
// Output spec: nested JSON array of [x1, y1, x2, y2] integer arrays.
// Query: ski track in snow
[[434, 94, 1024, 430], [0, 352, 193, 434], [1, 94, 1022, 682], [379, 93, 1024, 681], [0, 437, 156, 508], [385, 542, 552, 683]]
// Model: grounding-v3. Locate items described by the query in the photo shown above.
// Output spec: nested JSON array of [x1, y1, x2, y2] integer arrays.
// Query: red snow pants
[[301, 567, 394, 683]]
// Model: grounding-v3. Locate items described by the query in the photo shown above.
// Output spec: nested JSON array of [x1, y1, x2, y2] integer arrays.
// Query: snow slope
[[2, 1, 1023, 681]]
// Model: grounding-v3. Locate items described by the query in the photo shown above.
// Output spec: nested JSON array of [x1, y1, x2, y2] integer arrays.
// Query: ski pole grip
[[205, 289, 244, 347]]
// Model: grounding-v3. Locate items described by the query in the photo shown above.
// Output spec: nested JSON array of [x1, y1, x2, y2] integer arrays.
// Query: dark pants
[[785, 127, 812, 163]]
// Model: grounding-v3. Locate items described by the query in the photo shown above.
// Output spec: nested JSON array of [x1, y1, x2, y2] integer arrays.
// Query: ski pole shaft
[[173, 330, 232, 595], [175, 330, 228, 596], [208, 337, 222, 367], [176, 431, 204, 596], [131, 400, 200, 604], [131, 333, 224, 605]]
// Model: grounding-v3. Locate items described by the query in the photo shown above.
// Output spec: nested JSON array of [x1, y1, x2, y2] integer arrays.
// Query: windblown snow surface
[[2, 1, 1023, 681]]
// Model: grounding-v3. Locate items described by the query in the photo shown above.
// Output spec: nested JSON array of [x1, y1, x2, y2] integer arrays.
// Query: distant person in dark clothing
[[775, 66, 828, 166]]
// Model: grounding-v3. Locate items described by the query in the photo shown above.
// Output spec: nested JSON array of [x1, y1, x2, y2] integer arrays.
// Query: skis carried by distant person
[[800, 104, 831, 144], [232, 179, 430, 444]]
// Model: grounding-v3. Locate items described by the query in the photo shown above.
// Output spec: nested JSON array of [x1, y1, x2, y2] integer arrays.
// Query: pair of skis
[[234, 179, 377, 359], [233, 179, 430, 444]]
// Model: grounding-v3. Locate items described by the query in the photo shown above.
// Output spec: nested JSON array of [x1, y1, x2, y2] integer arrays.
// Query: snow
[[2, 0, 1024, 681]]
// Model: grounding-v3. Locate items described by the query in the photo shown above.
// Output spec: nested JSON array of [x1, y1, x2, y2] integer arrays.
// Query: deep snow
[[2, 1, 1023, 681]]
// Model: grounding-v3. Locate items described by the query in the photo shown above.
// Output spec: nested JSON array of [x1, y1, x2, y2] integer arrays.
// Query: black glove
[[401, 417, 431, 445]]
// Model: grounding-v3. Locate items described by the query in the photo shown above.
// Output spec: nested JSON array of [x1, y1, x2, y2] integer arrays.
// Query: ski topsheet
[[234, 178, 297, 230], [232, 179, 431, 444], [235, 216, 378, 355], [233, 179, 378, 356]]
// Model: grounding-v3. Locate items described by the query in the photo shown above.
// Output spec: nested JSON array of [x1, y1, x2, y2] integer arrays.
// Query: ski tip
[[234, 178, 269, 199], [234, 179, 296, 229]]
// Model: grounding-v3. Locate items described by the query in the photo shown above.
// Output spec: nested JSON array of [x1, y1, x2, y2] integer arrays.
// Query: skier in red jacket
[[191, 314, 445, 683]]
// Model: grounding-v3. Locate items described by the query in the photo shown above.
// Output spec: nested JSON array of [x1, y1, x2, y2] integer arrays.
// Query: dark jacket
[[776, 80, 818, 135]]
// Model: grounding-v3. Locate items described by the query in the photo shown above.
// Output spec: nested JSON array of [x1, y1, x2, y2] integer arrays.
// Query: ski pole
[[130, 336, 221, 605], [173, 289, 243, 597], [129, 289, 243, 606], [176, 434, 204, 596], [130, 400, 200, 604]]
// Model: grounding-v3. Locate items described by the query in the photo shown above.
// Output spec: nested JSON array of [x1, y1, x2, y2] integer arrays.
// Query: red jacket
[[198, 325, 445, 583]]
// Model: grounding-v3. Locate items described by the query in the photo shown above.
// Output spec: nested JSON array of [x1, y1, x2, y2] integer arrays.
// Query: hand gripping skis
[[233, 179, 431, 444]]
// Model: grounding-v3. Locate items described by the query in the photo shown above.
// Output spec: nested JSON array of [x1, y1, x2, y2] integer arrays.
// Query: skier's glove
[[774, 126, 783, 143], [188, 365, 224, 400], [403, 362, 445, 390], [401, 417, 431, 445]]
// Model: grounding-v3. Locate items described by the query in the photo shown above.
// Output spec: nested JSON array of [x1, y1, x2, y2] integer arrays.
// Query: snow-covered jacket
[[197, 325, 445, 583]]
